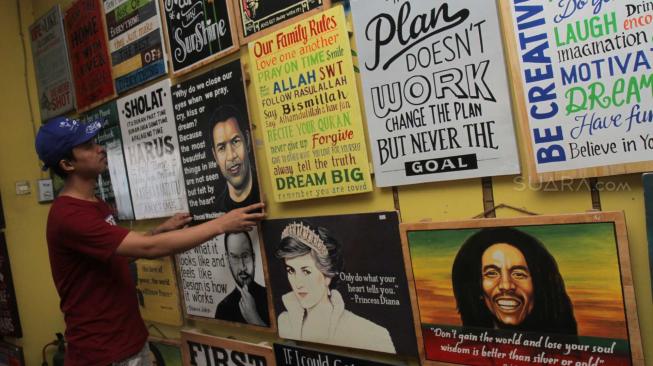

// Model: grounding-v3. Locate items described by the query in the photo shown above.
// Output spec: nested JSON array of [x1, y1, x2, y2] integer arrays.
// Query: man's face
[[226, 233, 254, 287], [284, 253, 331, 309], [212, 118, 251, 191], [68, 139, 107, 178], [481, 243, 534, 327]]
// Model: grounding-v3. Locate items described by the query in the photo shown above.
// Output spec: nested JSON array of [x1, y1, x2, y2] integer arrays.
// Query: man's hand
[[216, 203, 265, 233], [238, 284, 265, 326], [152, 213, 192, 235]]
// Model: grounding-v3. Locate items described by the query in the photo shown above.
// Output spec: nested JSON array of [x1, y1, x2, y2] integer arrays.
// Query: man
[[35, 117, 264, 366], [451, 227, 577, 335], [209, 106, 259, 212], [215, 231, 269, 326]]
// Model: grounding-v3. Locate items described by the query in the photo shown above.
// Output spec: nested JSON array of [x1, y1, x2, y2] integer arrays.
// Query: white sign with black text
[[351, 0, 521, 187], [118, 79, 188, 219]]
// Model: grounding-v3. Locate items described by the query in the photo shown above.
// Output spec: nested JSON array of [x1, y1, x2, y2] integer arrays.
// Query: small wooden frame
[[400, 211, 644, 366], [232, 0, 331, 45], [498, 0, 653, 182], [181, 330, 275, 366], [159, 0, 240, 78]]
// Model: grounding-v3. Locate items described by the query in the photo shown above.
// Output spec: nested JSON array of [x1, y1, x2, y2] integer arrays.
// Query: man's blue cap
[[35, 116, 103, 171]]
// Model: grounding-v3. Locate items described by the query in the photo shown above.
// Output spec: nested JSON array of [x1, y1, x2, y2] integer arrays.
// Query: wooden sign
[[502, 1, 653, 182], [181, 331, 274, 366], [176, 229, 272, 329], [103, 0, 168, 93], [134, 257, 183, 326], [401, 212, 643, 366], [233, 0, 330, 44], [29, 5, 76, 120], [351, 0, 520, 187], [160, 0, 239, 77], [262, 212, 418, 356], [64, 0, 116, 112], [250, 6, 373, 202], [172, 60, 261, 219], [118, 78, 188, 219]]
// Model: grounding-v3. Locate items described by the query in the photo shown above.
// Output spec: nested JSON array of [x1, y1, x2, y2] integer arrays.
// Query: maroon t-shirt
[[46, 196, 147, 365]]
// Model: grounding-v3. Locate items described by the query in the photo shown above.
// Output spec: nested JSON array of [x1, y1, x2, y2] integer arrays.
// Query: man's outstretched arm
[[116, 203, 265, 259]]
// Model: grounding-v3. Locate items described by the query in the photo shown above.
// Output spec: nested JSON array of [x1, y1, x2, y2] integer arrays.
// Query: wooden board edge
[[498, 0, 538, 183], [535, 162, 653, 183], [613, 213, 645, 365], [148, 336, 182, 347]]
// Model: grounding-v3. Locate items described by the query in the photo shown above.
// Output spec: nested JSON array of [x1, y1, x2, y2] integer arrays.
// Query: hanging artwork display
[[172, 60, 260, 220], [181, 331, 274, 366], [177, 229, 271, 328], [250, 6, 373, 202], [505, 1, 653, 181], [81, 101, 135, 220], [29, 5, 76, 120], [351, 0, 521, 187], [133, 257, 183, 326], [401, 212, 643, 366], [160, 0, 239, 76], [118, 78, 188, 219], [103, 0, 168, 94], [275, 343, 399, 366], [0, 233, 22, 338], [262, 212, 418, 356], [64, 0, 116, 112], [233, 0, 330, 44]]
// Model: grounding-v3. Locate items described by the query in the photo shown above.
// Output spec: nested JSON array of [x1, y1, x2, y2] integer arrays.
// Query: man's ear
[[59, 159, 75, 173]]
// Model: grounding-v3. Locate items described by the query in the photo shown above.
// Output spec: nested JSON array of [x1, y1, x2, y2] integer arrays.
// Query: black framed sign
[[160, 0, 239, 76]]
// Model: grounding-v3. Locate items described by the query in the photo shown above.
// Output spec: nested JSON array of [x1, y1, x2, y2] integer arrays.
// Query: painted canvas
[[401, 213, 643, 366]]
